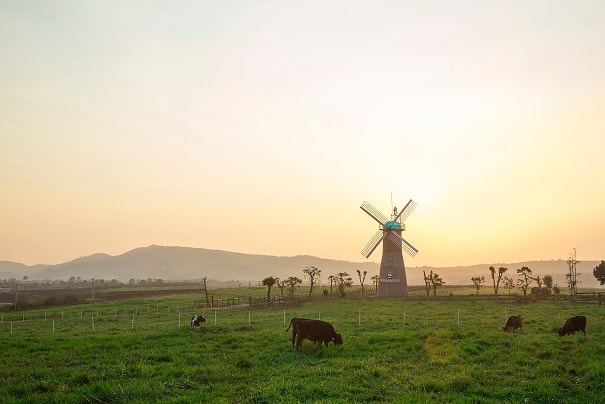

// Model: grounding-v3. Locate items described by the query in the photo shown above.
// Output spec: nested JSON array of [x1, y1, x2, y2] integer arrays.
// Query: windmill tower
[[360, 199, 418, 297]]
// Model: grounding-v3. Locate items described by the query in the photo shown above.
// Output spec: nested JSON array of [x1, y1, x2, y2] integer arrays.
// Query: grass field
[[1, 293, 604, 403]]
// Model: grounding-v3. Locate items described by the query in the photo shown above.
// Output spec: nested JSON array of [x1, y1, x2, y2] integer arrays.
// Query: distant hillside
[[0, 245, 602, 288], [0, 245, 379, 284]]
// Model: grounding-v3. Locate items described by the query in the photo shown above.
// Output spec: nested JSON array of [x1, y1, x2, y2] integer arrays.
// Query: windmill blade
[[387, 231, 419, 257], [393, 199, 417, 223], [361, 230, 384, 258], [360, 201, 389, 225]]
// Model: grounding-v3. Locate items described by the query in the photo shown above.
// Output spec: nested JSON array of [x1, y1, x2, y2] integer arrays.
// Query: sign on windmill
[[360, 199, 418, 297]]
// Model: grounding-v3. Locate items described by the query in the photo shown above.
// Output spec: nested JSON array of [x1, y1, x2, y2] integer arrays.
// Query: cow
[[502, 315, 523, 333], [285, 317, 313, 348], [292, 318, 343, 350], [558, 315, 587, 336], [190, 314, 206, 327]]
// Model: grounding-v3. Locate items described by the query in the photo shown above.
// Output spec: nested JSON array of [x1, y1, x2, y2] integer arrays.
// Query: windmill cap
[[384, 221, 401, 229]]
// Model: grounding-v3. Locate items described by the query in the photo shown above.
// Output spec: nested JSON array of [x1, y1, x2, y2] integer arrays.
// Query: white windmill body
[[360, 199, 418, 297]]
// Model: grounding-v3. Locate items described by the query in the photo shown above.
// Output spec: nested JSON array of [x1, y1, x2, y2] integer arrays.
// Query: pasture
[[1, 294, 604, 403]]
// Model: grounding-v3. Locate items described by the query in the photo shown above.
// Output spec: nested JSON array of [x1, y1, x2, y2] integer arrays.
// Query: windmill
[[360, 199, 418, 297]]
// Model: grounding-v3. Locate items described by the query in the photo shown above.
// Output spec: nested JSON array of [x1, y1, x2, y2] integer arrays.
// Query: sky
[[1, 0, 604, 268]]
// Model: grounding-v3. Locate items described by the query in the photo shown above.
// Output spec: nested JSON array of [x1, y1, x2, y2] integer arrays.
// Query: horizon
[[2, 1, 604, 270], [2, 243, 601, 269]]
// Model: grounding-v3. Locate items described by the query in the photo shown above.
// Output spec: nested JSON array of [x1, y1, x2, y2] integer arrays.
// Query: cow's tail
[[285, 317, 295, 332]]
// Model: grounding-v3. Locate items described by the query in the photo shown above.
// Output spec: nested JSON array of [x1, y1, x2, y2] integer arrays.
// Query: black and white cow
[[190, 314, 206, 327]]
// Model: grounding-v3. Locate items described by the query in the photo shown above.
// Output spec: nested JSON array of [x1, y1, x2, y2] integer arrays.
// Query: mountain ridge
[[0, 245, 603, 288]]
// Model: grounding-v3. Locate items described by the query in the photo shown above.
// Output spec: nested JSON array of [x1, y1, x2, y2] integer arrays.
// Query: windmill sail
[[393, 199, 417, 223], [361, 230, 384, 258], [360, 201, 389, 225], [387, 231, 418, 257]]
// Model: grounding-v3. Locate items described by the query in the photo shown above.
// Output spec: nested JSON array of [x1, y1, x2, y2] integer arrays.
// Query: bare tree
[[471, 276, 485, 296], [275, 278, 286, 296], [489, 266, 508, 298], [428, 271, 444, 296], [503, 276, 515, 295], [327, 275, 336, 293], [285, 277, 302, 297], [371, 275, 378, 290], [543, 274, 553, 291], [516, 266, 533, 298], [336, 272, 353, 297], [202, 276, 209, 306], [566, 248, 580, 295], [423, 270, 431, 297], [302, 266, 321, 299], [356, 269, 367, 296]]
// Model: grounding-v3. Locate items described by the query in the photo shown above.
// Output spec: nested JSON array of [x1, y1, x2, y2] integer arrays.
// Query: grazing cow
[[558, 315, 587, 336], [503, 315, 523, 333], [293, 319, 343, 350], [285, 317, 313, 348], [190, 314, 206, 327]]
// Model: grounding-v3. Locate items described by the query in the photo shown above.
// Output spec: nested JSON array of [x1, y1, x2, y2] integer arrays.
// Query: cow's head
[[333, 333, 343, 345], [190, 314, 206, 327]]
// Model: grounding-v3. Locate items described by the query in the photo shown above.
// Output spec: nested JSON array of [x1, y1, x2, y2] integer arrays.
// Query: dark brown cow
[[293, 319, 343, 350], [502, 315, 523, 333], [190, 314, 206, 327], [285, 317, 313, 348], [558, 315, 586, 336]]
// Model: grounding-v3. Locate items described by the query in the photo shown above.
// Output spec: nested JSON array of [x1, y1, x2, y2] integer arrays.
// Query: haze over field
[[1, 1, 604, 272]]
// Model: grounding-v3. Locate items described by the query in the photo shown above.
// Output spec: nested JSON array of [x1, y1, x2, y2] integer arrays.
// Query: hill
[[0, 245, 602, 288]]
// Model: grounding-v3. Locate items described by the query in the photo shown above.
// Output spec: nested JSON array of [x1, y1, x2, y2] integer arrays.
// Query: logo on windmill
[[360, 199, 418, 297]]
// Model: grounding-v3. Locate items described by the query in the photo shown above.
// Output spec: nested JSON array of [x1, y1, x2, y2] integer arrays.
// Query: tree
[[489, 266, 508, 298], [565, 248, 580, 295], [336, 272, 353, 297], [275, 278, 286, 296], [593, 260, 605, 285], [471, 276, 485, 296], [503, 276, 515, 295], [516, 266, 533, 298], [327, 275, 336, 293], [542, 274, 553, 291], [356, 269, 367, 296], [201, 276, 209, 306], [371, 275, 378, 289], [285, 277, 302, 297], [423, 270, 431, 297], [428, 271, 444, 296], [303, 266, 321, 299], [262, 277, 276, 302], [532, 275, 543, 288]]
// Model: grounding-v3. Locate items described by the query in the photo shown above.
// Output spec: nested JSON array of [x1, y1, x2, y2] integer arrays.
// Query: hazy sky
[[2, 1, 604, 268]]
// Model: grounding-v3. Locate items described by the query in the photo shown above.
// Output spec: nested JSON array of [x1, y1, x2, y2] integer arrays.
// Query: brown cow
[[558, 315, 586, 336], [285, 317, 313, 348], [294, 319, 343, 350], [502, 315, 523, 333]]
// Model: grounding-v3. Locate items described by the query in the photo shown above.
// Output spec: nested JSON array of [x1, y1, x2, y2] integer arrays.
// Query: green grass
[[1, 296, 604, 402]]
